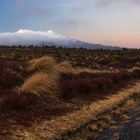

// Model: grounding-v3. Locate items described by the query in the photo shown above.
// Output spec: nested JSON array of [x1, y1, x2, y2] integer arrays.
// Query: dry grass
[[19, 72, 60, 103], [28, 56, 57, 74], [123, 99, 136, 108], [2, 56, 140, 110], [1, 55, 140, 139], [28, 81, 140, 139], [57, 61, 74, 73], [57, 61, 117, 74], [128, 67, 140, 72], [74, 67, 118, 74], [8, 56, 61, 107], [2, 70, 60, 109]]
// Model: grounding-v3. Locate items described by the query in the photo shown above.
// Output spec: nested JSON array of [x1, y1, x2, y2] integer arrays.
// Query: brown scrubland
[[0, 47, 140, 139], [1, 56, 140, 110]]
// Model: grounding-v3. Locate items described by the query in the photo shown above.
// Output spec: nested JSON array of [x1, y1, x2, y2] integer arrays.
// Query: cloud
[[95, 0, 140, 7], [0, 29, 66, 46], [53, 18, 78, 28], [14, 0, 56, 18], [16, 5, 49, 18]]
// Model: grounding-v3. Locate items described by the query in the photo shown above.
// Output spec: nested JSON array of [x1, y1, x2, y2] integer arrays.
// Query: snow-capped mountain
[[0, 29, 120, 50]]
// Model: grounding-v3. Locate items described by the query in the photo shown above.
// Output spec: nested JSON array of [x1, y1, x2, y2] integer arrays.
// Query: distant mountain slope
[[0, 29, 121, 50]]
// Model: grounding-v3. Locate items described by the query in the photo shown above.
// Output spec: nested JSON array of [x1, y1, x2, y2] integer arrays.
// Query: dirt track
[[94, 99, 140, 140]]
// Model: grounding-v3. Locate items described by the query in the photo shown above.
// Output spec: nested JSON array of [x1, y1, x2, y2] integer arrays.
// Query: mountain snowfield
[[0, 29, 120, 49]]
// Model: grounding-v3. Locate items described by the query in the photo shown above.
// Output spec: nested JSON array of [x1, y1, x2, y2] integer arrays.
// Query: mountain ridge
[[0, 29, 121, 50]]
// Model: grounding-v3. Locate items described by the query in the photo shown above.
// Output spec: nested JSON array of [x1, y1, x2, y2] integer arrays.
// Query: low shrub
[[60, 70, 140, 100]]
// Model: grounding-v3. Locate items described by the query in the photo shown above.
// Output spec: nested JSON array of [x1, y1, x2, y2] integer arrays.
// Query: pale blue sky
[[0, 0, 140, 48]]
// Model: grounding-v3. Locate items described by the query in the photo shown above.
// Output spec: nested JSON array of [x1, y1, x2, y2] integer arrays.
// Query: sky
[[0, 0, 140, 48]]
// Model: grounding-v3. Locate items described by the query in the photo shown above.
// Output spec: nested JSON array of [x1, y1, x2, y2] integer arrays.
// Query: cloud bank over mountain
[[0, 29, 67, 46], [0, 29, 120, 50]]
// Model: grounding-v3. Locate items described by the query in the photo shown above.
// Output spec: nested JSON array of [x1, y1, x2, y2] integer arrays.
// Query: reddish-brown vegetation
[[0, 56, 140, 111], [0, 58, 28, 94], [60, 70, 140, 100], [0, 50, 140, 139]]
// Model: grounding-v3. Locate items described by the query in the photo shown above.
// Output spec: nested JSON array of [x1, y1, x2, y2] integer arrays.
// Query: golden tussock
[[57, 61, 74, 73], [19, 72, 60, 102], [28, 56, 57, 74]]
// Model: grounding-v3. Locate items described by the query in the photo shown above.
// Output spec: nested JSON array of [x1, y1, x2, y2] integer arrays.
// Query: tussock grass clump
[[19, 72, 60, 103], [7, 56, 61, 108], [57, 61, 99, 74], [15, 58, 80, 107], [28, 56, 57, 74], [57, 61, 73, 73]]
